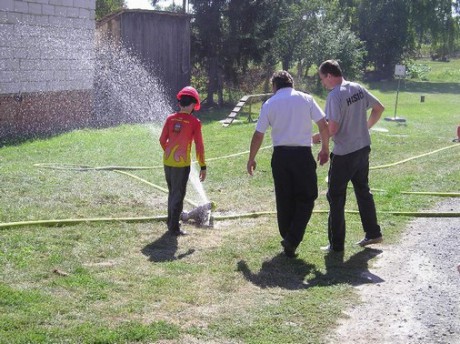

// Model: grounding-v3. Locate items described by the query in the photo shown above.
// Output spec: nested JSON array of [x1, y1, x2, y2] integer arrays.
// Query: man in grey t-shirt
[[318, 60, 385, 252]]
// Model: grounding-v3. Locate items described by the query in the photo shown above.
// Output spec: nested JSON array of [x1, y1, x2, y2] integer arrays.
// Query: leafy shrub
[[406, 63, 431, 80]]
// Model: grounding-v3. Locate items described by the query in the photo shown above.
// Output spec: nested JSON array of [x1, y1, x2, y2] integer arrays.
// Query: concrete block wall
[[0, 0, 96, 94], [0, 0, 96, 144]]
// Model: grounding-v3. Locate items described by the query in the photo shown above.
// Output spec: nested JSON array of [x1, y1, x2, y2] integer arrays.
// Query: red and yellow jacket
[[159, 112, 206, 168]]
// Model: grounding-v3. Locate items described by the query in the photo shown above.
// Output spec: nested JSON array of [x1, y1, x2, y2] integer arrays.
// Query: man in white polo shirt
[[247, 70, 329, 258]]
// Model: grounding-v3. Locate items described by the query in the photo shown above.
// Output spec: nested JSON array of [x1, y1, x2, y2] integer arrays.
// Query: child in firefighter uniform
[[159, 86, 207, 235]]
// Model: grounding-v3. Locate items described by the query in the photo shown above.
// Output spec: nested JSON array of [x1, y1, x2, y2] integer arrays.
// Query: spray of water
[[6, 22, 95, 93], [2, 21, 209, 204], [189, 164, 209, 204], [94, 33, 173, 126]]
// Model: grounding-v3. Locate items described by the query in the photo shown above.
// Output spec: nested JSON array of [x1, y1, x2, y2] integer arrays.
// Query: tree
[[328, 0, 360, 32], [96, 0, 125, 20], [409, 0, 459, 59], [190, 0, 283, 106], [410, 0, 436, 51], [190, 0, 227, 106], [272, 1, 321, 71], [267, 1, 364, 90], [337, 0, 460, 77], [151, 0, 188, 12], [303, 16, 365, 91], [223, 0, 283, 82], [358, 0, 412, 78], [425, 0, 459, 60]]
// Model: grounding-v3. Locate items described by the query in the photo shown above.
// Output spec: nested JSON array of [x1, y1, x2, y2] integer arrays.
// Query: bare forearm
[[249, 131, 264, 161], [318, 120, 329, 151], [328, 120, 339, 137], [368, 103, 385, 129], [247, 131, 264, 175], [316, 118, 330, 165]]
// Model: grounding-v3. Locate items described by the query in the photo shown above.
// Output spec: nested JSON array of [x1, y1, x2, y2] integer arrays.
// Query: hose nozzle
[[180, 202, 214, 228]]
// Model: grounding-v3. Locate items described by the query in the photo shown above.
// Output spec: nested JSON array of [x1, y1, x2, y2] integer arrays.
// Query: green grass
[[0, 59, 459, 343]]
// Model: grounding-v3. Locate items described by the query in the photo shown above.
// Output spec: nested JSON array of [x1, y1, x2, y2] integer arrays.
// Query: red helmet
[[177, 86, 201, 111]]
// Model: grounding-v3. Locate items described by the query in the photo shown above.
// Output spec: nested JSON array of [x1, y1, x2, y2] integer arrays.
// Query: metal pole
[[394, 77, 400, 118], [385, 74, 406, 123]]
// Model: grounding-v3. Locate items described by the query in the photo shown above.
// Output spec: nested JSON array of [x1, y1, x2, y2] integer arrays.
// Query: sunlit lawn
[[0, 59, 459, 343]]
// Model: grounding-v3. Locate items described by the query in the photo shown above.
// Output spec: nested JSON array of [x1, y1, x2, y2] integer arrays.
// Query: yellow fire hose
[[1, 209, 457, 230], [370, 144, 458, 170], [0, 144, 458, 230]]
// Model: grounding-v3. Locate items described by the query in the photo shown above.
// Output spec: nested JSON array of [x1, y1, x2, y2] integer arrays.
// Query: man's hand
[[312, 133, 321, 144], [247, 159, 257, 176], [199, 170, 207, 182], [248, 131, 264, 176], [317, 149, 329, 166]]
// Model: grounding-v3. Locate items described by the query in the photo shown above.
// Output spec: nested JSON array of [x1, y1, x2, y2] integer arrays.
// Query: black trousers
[[327, 146, 381, 251], [271, 146, 318, 248], [164, 166, 190, 232]]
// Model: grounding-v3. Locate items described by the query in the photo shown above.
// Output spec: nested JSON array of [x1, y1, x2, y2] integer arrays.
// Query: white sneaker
[[320, 244, 332, 252], [320, 244, 344, 253]]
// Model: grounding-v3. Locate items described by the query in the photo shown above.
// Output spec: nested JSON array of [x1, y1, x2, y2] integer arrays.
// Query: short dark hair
[[319, 60, 343, 77], [271, 70, 294, 89], [179, 95, 197, 107]]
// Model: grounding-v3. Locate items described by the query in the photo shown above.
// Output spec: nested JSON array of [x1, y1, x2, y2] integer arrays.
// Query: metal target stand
[[385, 64, 407, 123]]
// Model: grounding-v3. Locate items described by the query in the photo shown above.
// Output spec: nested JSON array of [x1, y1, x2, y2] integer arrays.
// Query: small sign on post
[[385, 65, 407, 123], [394, 64, 406, 77]]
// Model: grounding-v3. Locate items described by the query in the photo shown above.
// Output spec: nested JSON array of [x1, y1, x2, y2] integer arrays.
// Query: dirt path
[[330, 198, 460, 344]]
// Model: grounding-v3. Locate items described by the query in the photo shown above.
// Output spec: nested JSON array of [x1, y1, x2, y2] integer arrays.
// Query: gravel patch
[[330, 198, 460, 344]]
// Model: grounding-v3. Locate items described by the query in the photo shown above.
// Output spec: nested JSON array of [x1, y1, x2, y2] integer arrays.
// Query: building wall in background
[[0, 0, 95, 144], [97, 10, 190, 101]]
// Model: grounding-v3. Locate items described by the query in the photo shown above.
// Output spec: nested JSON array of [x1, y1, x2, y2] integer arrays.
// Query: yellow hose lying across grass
[[33, 163, 159, 171], [0, 216, 167, 230], [399, 191, 460, 197], [0, 143, 455, 230], [113, 170, 199, 207], [370, 143, 458, 170], [212, 209, 460, 221], [1, 209, 458, 230]]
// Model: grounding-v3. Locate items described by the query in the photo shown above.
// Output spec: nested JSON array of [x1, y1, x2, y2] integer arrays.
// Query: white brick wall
[[0, 0, 95, 94]]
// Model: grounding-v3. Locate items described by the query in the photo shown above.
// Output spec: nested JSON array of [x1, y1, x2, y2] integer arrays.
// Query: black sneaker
[[281, 240, 297, 258]]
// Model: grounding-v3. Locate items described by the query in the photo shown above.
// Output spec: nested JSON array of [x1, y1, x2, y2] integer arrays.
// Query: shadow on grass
[[141, 231, 195, 262], [237, 254, 316, 290], [305, 248, 384, 287], [237, 248, 383, 290]]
